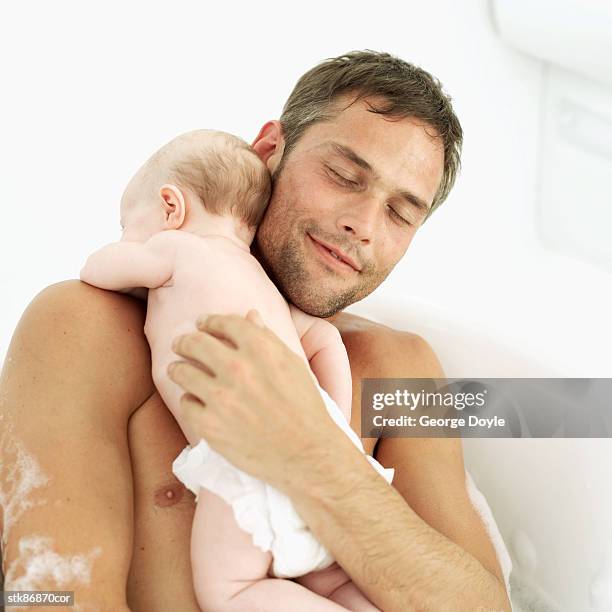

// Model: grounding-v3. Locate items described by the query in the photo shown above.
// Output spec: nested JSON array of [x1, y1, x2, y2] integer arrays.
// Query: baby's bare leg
[[191, 489, 351, 611], [297, 565, 380, 612]]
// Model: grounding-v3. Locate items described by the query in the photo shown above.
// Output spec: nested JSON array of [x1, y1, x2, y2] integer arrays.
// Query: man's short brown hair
[[279, 50, 463, 219]]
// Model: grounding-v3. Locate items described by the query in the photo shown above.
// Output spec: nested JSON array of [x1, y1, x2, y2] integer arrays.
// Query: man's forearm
[[283, 434, 510, 612]]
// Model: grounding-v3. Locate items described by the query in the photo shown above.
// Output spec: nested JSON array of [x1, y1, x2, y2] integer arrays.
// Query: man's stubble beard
[[252, 162, 390, 318]]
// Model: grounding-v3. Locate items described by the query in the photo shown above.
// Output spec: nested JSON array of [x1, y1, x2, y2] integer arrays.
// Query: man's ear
[[159, 184, 186, 229], [251, 120, 285, 173]]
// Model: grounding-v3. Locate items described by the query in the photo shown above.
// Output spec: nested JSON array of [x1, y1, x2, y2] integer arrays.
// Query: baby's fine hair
[[146, 130, 271, 228]]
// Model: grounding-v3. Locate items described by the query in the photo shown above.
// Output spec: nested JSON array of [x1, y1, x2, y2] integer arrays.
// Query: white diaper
[[172, 384, 395, 578]]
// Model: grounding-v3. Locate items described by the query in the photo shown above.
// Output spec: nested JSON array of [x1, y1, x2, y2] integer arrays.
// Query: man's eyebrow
[[397, 189, 431, 214], [330, 142, 372, 172], [328, 141, 431, 213]]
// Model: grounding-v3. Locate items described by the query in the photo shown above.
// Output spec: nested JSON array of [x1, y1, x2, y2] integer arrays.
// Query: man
[[0, 51, 511, 610]]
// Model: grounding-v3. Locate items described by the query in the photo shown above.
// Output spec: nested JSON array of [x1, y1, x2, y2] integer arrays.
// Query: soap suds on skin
[[0, 431, 51, 569], [0, 427, 103, 609], [4, 534, 102, 592]]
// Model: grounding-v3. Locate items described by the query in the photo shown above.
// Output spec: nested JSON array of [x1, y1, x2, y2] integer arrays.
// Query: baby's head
[[120, 129, 271, 246]]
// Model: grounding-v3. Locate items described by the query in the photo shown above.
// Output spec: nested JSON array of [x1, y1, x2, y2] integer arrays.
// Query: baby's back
[[144, 230, 308, 437]]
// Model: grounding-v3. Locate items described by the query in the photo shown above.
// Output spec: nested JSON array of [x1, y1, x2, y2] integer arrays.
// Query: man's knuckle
[[228, 358, 246, 376], [211, 386, 227, 401]]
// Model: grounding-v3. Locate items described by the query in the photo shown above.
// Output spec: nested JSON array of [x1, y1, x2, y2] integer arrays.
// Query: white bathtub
[[347, 292, 612, 612]]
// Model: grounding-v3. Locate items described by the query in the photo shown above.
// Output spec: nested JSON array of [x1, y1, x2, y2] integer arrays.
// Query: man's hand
[[167, 310, 342, 489]]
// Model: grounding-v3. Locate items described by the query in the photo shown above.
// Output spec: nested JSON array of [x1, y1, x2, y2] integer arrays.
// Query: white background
[[1, 0, 610, 374]]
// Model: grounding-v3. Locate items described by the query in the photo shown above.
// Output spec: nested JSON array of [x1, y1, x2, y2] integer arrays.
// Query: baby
[[79, 129, 393, 611]]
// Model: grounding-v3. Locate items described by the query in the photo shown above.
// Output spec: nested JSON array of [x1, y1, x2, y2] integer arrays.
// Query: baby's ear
[[159, 184, 186, 229]]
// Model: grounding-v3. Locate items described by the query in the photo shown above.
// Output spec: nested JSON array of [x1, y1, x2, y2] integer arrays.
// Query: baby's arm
[[80, 232, 174, 291], [290, 305, 352, 422]]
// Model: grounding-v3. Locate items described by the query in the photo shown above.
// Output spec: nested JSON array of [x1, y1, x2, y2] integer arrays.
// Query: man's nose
[[335, 196, 378, 245]]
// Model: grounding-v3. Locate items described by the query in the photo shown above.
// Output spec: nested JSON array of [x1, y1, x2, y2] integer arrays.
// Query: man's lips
[[307, 234, 362, 272]]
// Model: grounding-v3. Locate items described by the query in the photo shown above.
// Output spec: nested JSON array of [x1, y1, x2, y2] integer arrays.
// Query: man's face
[[253, 96, 445, 318]]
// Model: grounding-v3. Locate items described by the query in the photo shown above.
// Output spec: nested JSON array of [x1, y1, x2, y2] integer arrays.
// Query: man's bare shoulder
[[3, 280, 156, 422], [32, 279, 147, 327], [16, 279, 155, 405], [330, 310, 445, 378], [24, 280, 148, 367]]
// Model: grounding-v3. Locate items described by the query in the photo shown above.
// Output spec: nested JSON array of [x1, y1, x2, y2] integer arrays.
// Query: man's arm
[[80, 234, 174, 291], [314, 317, 511, 610], [286, 434, 509, 611], [337, 315, 509, 585], [166, 312, 511, 612]]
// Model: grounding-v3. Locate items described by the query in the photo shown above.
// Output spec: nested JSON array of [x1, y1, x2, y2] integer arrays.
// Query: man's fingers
[[196, 313, 261, 347], [246, 309, 266, 329], [193, 312, 286, 368], [172, 329, 234, 371], [180, 392, 205, 411], [168, 361, 214, 403], [179, 392, 212, 435]]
